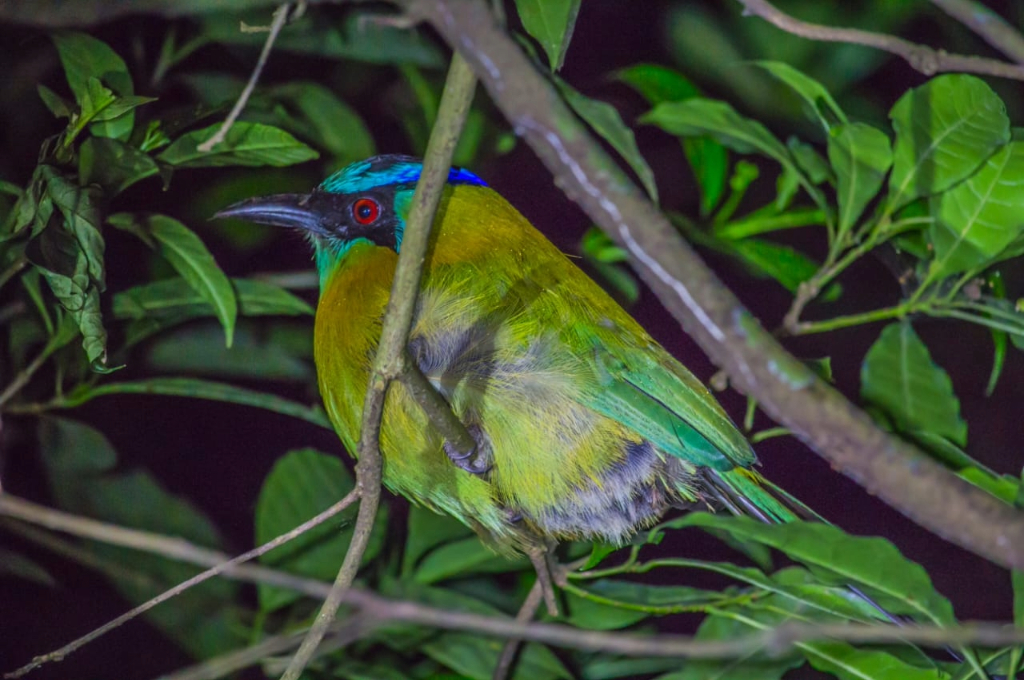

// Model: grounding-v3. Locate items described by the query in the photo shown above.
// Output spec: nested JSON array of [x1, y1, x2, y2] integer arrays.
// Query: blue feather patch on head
[[319, 154, 486, 195]]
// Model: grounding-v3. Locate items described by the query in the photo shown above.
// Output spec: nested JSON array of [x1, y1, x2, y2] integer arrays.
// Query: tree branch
[[734, 0, 1024, 81], [276, 50, 479, 680], [929, 0, 1024, 64], [393, 0, 1024, 572]]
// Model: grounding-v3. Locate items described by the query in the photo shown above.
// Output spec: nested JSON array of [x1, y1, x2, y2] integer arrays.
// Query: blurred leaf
[[889, 74, 1009, 209], [0, 549, 56, 587], [79, 137, 159, 195], [158, 122, 319, 168], [558, 80, 658, 202], [201, 11, 443, 67], [828, 123, 892, 237], [583, 656, 681, 680], [403, 505, 474, 576], [145, 322, 313, 381], [730, 239, 820, 293], [66, 377, 331, 429], [986, 271, 1008, 396], [514, 0, 582, 71], [563, 588, 650, 631], [110, 214, 237, 347], [270, 82, 375, 165], [255, 448, 386, 611], [755, 60, 847, 132], [38, 415, 117, 478], [675, 513, 956, 625], [861, 321, 967, 446], [37, 84, 71, 118], [414, 537, 528, 584], [929, 141, 1024, 278], [113, 276, 313, 321], [581, 227, 627, 263], [52, 31, 135, 140]]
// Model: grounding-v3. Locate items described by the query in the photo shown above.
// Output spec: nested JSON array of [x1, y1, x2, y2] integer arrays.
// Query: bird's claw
[[444, 424, 493, 477]]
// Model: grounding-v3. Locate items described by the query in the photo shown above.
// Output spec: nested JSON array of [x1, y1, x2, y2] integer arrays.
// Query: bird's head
[[215, 154, 486, 279]]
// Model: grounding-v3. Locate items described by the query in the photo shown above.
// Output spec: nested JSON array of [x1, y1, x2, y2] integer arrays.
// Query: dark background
[[1, 1, 1021, 677]]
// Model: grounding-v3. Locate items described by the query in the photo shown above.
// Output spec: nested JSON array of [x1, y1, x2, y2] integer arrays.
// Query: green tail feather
[[703, 468, 821, 524]]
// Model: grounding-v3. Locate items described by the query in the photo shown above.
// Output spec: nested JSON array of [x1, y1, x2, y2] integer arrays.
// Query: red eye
[[352, 198, 381, 225]]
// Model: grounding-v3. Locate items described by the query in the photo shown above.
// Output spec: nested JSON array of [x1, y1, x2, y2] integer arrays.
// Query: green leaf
[[414, 537, 528, 584], [157, 122, 319, 168], [828, 123, 892, 236], [789, 138, 832, 185], [563, 588, 651, 631], [111, 214, 237, 347], [566, 578, 729, 615], [403, 505, 474, 576], [643, 98, 825, 211], [888, 74, 1010, 209], [270, 82, 375, 165], [558, 80, 658, 202], [929, 141, 1024, 278], [38, 415, 117, 477], [644, 98, 789, 164], [675, 513, 956, 625], [861, 321, 967, 446], [755, 60, 847, 132], [66, 377, 332, 429], [52, 32, 135, 140], [255, 448, 386, 611], [79, 137, 159, 195], [113, 276, 313, 321], [514, 0, 582, 71], [729, 239, 820, 293], [615, 63, 699, 104]]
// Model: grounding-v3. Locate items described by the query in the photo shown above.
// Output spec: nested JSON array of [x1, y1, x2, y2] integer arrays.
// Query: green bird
[[217, 154, 797, 555]]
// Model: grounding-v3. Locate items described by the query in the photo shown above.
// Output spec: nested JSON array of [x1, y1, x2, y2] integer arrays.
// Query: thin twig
[[277, 51, 479, 680], [197, 4, 289, 153], [492, 580, 544, 680], [929, 0, 1024, 64], [0, 491, 358, 679], [735, 0, 1024, 81]]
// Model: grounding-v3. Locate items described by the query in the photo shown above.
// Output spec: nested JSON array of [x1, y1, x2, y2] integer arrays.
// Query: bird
[[216, 154, 800, 557]]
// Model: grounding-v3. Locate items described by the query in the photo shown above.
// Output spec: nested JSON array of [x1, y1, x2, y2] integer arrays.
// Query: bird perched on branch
[[217, 154, 800, 555]]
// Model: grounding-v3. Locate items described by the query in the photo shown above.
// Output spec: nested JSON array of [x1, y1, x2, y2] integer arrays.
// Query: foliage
[[1, 3, 1022, 680]]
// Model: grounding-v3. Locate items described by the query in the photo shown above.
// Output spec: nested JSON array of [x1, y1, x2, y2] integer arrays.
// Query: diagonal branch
[[276, 50, 479, 680], [735, 0, 1024, 81], [393, 0, 1024, 572]]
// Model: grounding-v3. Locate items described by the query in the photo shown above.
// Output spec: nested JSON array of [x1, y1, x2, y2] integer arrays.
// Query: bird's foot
[[444, 423, 493, 477]]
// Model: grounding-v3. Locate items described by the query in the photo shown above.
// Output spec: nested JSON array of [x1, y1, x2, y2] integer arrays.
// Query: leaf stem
[[790, 304, 913, 336]]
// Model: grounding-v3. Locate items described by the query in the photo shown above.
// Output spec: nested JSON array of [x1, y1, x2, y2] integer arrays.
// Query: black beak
[[214, 193, 330, 237]]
